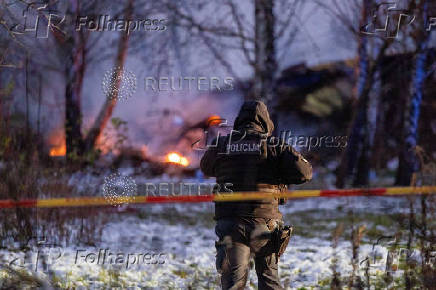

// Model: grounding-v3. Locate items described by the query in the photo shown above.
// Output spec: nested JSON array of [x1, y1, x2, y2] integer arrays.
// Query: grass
[[136, 204, 215, 228], [1, 163, 433, 289], [284, 206, 408, 244]]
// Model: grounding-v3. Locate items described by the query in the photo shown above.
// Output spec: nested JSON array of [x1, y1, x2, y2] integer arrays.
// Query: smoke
[[117, 89, 243, 164], [81, 61, 243, 164]]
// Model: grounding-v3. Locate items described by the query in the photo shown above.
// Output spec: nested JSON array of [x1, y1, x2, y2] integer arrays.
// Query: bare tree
[[62, 0, 87, 159], [3, 0, 110, 160], [164, 0, 302, 117], [319, 0, 434, 187], [253, 0, 277, 108], [396, 0, 434, 185], [83, 0, 134, 153], [3, 0, 146, 160], [316, 0, 396, 187]]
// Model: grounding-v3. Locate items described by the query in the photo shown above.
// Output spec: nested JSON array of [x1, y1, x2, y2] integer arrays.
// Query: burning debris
[[165, 152, 189, 167], [49, 145, 66, 157], [45, 111, 225, 176], [206, 115, 223, 126], [48, 131, 67, 157]]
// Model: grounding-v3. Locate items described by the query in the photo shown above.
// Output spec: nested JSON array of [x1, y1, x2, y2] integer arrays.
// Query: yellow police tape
[[0, 186, 433, 208]]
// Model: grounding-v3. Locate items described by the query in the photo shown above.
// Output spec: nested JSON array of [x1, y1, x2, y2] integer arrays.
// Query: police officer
[[201, 100, 312, 289]]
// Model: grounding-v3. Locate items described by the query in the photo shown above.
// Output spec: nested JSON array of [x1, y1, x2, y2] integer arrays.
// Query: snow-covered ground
[[0, 214, 368, 289], [0, 170, 420, 289], [1, 198, 413, 289]]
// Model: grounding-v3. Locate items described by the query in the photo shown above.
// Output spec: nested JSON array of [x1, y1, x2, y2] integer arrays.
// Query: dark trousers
[[215, 217, 284, 290]]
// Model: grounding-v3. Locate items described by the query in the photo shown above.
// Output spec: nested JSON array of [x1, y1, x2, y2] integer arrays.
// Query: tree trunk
[[336, 0, 371, 188], [371, 69, 388, 171], [64, 37, 86, 159], [254, 0, 277, 117], [83, 0, 133, 153], [37, 73, 42, 136], [353, 69, 379, 186], [65, 60, 84, 160], [25, 55, 30, 136], [64, 0, 86, 160], [396, 0, 430, 185]]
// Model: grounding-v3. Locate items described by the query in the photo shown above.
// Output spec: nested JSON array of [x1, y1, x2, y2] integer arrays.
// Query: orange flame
[[49, 145, 66, 157], [207, 115, 222, 126], [166, 152, 189, 166]]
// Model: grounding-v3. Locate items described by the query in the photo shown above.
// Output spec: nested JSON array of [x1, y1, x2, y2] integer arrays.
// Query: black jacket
[[201, 101, 312, 219]]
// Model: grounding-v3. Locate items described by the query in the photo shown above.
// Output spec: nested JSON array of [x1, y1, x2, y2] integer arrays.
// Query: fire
[[49, 145, 66, 157], [207, 115, 222, 126], [166, 152, 189, 166], [48, 130, 66, 157]]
